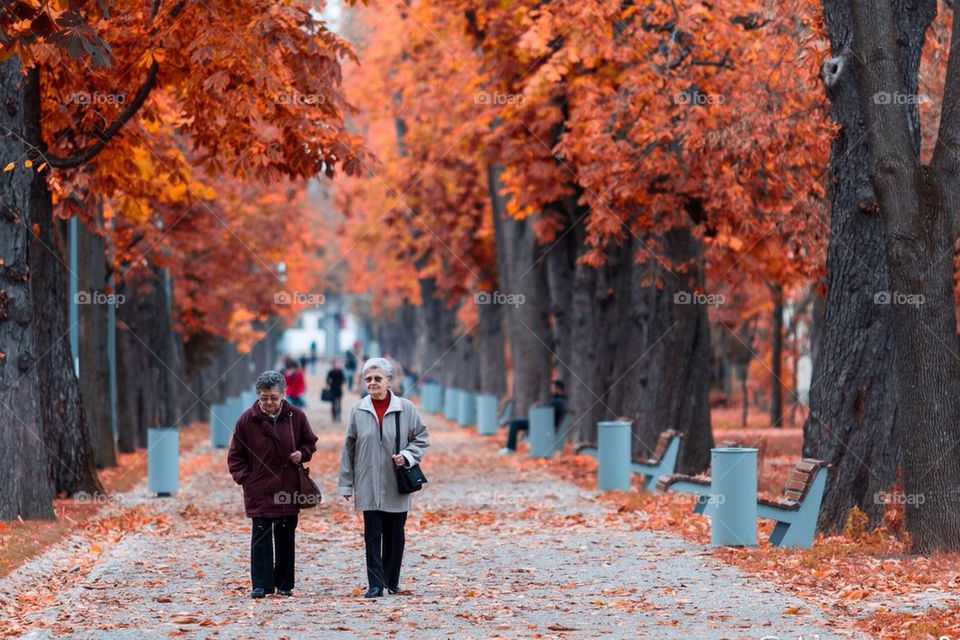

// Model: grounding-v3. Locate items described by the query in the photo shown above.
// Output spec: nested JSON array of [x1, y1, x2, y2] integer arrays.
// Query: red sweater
[[372, 391, 391, 425]]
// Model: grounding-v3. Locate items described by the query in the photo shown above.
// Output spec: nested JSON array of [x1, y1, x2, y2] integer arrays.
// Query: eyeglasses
[[258, 395, 282, 402], [364, 375, 385, 383]]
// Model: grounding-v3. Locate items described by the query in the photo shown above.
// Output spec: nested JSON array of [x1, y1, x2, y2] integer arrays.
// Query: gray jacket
[[338, 392, 429, 512]]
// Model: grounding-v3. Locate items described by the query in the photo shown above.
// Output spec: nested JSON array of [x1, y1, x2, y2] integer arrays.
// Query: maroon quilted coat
[[227, 399, 318, 518]]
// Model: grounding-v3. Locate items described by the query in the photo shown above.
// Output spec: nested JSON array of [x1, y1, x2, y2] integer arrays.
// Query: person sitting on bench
[[499, 380, 566, 455]]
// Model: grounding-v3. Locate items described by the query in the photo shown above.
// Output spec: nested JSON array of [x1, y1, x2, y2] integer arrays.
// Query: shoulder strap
[[394, 411, 401, 455]]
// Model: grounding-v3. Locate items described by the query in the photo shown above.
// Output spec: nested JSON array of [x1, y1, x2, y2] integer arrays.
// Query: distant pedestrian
[[283, 358, 306, 408], [326, 359, 346, 421], [499, 380, 566, 454], [338, 357, 429, 598], [228, 370, 318, 599]]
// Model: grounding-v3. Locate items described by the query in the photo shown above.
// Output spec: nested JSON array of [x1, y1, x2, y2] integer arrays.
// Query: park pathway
[[0, 393, 864, 639]]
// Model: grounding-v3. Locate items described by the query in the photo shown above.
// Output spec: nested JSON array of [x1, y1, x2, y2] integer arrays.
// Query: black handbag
[[289, 423, 322, 507], [394, 412, 427, 494], [320, 387, 333, 402]]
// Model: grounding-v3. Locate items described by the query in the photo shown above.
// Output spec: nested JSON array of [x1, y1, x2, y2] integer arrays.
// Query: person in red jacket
[[227, 370, 318, 599], [283, 358, 307, 407]]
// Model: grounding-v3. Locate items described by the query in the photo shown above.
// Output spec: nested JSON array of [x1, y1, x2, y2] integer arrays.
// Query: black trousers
[[251, 514, 298, 592], [363, 510, 408, 590], [331, 395, 342, 421], [506, 418, 530, 450]]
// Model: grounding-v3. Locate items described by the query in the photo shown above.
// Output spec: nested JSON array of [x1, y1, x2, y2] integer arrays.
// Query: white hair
[[361, 357, 395, 379]]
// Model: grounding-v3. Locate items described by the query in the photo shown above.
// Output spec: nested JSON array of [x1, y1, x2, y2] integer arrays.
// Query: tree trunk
[[850, 0, 960, 553], [0, 59, 55, 518], [417, 277, 456, 385], [29, 96, 101, 496], [488, 163, 552, 415], [770, 284, 784, 429], [77, 221, 116, 467], [476, 289, 507, 397], [803, 0, 934, 532], [606, 221, 712, 474], [115, 264, 186, 449], [567, 236, 622, 445]]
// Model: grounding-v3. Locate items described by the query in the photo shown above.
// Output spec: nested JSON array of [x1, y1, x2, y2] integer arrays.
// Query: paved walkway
[[0, 396, 864, 639]]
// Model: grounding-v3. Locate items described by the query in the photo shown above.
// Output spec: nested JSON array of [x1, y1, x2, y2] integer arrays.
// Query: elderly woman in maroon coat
[[228, 370, 318, 599]]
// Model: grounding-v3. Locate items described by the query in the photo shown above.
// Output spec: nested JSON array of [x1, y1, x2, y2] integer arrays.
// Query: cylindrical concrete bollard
[[528, 406, 555, 458], [476, 394, 498, 435], [210, 402, 232, 448], [710, 447, 758, 546], [597, 421, 632, 491], [458, 390, 476, 427], [148, 426, 179, 496], [443, 387, 460, 421], [423, 382, 442, 413]]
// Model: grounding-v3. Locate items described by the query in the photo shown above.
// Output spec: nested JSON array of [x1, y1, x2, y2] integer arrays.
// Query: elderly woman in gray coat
[[338, 357, 429, 598]]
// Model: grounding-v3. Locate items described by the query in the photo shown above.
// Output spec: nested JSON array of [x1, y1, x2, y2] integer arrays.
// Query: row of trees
[[0, 1, 361, 518], [334, 0, 960, 552]]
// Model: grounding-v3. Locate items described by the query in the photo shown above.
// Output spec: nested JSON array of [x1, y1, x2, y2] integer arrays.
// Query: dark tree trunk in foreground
[[27, 72, 101, 497], [850, 0, 960, 552], [804, 0, 933, 533], [0, 60, 56, 518]]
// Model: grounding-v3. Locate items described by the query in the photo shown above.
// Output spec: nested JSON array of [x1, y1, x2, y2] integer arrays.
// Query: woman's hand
[[392, 453, 406, 468], [289, 451, 302, 464]]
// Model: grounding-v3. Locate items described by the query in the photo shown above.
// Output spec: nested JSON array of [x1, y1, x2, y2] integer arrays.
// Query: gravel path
[[0, 398, 866, 639]]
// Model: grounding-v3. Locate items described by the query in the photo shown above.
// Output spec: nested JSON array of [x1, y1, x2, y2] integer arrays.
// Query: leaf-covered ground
[[0, 392, 938, 639]]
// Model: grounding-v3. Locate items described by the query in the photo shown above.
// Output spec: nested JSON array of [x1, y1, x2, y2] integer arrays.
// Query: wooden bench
[[658, 457, 830, 548], [576, 429, 683, 491], [757, 458, 829, 548]]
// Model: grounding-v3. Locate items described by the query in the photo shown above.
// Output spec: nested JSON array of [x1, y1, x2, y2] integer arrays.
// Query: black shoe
[[251, 588, 266, 599], [363, 586, 383, 598], [278, 589, 293, 597], [387, 587, 399, 595]]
